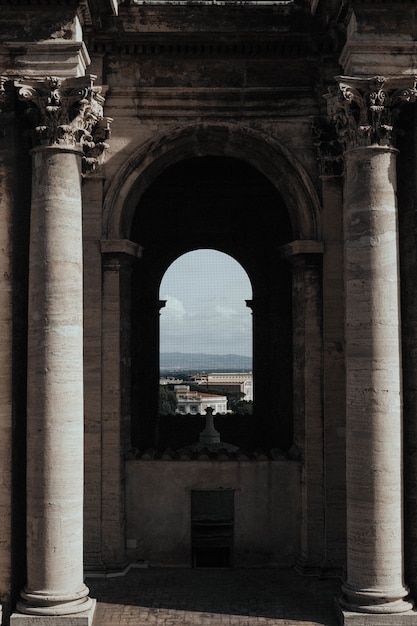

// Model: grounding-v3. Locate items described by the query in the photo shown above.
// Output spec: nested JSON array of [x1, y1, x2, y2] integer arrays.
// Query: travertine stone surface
[[17, 145, 93, 617], [283, 243, 324, 574], [0, 84, 14, 623], [1, 42, 90, 79], [320, 174, 346, 573], [100, 248, 138, 572], [326, 74, 417, 621], [341, 145, 412, 616], [9, 73, 110, 618]]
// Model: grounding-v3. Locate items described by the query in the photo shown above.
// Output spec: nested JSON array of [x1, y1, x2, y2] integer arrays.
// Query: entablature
[[104, 86, 318, 118], [95, 0, 314, 36], [336, 0, 417, 74]]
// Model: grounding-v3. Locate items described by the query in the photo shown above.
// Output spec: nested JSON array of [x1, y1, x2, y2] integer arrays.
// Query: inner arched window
[[159, 249, 253, 417]]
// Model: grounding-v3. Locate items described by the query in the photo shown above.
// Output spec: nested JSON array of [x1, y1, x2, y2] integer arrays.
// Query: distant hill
[[160, 352, 252, 372]]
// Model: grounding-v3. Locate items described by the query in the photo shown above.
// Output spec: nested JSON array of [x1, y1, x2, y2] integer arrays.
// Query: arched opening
[[130, 155, 293, 452], [159, 249, 253, 417]]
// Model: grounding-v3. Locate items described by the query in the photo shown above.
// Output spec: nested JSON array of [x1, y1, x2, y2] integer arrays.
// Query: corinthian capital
[[0, 77, 7, 114], [325, 75, 417, 151], [15, 75, 112, 171]]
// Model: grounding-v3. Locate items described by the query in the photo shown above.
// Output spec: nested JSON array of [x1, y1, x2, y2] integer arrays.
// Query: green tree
[[159, 385, 178, 415], [234, 400, 253, 415]]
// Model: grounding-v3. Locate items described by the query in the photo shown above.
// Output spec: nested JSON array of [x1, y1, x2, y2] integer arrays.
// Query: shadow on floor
[[87, 567, 341, 625]]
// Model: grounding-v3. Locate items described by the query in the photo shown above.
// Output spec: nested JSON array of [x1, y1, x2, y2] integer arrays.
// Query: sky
[[159, 249, 253, 357]]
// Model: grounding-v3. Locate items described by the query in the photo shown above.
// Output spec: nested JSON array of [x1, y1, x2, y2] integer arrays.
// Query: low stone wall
[[125, 459, 301, 568]]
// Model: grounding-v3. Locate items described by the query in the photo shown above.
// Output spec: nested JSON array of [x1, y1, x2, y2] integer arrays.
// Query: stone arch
[[128, 153, 295, 451], [103, 122, 321, 242], [99, 127, 325, 572]]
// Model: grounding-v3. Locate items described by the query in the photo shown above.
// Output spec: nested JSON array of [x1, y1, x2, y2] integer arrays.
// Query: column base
[[335, 600, 417, 625], [10, 600, 96, 626]]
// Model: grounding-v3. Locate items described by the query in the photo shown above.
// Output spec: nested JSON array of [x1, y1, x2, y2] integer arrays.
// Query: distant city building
[[174, 385, 228, 415], [190, 372, 253, 402], [160, 377, 184, 385]]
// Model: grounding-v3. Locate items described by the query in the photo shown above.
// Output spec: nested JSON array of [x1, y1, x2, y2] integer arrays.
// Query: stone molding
[[1, 41, 91, 79], [325, 75, 417, 151], [339, 41, 417, 77], [14, 75, 112, 172], [280, 239, 324, 259], [100, 239, 143, 258]]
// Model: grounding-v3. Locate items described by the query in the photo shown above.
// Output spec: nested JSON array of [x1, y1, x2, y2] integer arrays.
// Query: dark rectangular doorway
[[191, 489, 234, 567]]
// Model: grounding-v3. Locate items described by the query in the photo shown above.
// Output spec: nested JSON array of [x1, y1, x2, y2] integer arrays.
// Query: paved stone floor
[[88, 567, 341, 626]]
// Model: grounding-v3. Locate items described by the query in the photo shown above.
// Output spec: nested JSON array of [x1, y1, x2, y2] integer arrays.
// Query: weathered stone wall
[[81, 0, 346, 581], [125, 459, 301, 568]]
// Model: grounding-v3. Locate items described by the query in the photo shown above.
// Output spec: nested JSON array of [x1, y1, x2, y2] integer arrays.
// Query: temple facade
[[1, 1, 417, 624]]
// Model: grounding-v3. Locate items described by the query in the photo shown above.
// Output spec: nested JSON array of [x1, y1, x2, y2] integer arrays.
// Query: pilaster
[[327, 75, 417, 624], [313, 116, 346, 574], [99, 240, 141, 573], [0, 77, 16, 625], [281, 240, 325, 575]]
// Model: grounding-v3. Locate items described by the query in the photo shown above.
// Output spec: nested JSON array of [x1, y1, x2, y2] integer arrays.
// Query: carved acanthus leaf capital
[[15, 75, 112, 172], [325, 75, 417, 151], [0, 77, 7, 114], [311, 116, 344, 176]]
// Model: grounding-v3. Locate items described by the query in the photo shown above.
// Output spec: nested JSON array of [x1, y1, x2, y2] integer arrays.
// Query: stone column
[[281, 240, 324, 575], [11, 76, 110, 623], [327, 75, 417, 624]]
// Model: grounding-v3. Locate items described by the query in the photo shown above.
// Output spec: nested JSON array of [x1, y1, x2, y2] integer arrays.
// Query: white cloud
[[163, 295, 186, 319], [215, 305, 237, 318], [159, 250, 253, 356]]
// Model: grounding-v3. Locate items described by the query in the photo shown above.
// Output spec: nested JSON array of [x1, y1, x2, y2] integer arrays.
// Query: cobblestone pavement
[[88, 567, 341, 626]]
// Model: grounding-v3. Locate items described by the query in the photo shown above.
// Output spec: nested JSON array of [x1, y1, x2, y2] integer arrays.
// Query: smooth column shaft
[[342, 146, 411, 613], [19, 146, 92, 615]]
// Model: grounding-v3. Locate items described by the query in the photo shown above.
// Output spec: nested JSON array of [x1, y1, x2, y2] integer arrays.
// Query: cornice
[[0, 0, 117, 10], [102, 1, 313, 33], [0, 0, 78, 5], [130, 0, 293, 4], [350, 0, 416, 5], [88, 1, 334, 57]]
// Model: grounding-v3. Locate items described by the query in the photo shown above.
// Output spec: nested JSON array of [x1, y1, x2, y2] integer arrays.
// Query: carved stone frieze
[[325, 75, 417, 151], [14, 75, 112, 172]]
